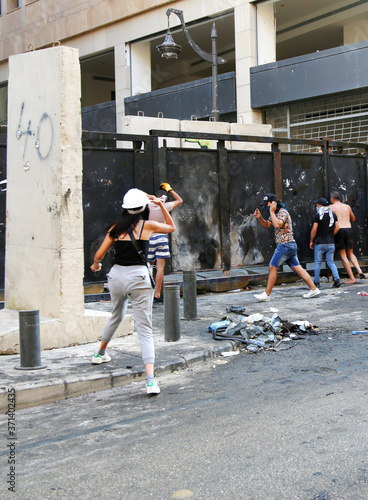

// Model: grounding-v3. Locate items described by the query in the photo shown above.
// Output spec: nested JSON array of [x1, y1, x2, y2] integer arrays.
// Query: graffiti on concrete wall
[[16, 102, 54, 162]]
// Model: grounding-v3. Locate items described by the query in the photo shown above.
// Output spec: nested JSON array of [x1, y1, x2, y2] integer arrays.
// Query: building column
[[115, 40, 152, 133], [114, 42, 131, 132], [1, 46, 133, 353], [235, 1, 275, 124]]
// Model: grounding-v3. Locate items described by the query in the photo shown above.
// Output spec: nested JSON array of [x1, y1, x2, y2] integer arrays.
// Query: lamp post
[[156, 9, 226, 121]]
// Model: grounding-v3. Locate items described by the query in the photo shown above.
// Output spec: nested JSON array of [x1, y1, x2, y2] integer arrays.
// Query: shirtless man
[[329, 191, 365, 283]]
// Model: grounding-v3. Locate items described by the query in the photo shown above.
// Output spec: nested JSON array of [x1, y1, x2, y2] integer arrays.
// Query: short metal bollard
[[163, 285, 181, 342], [183, 270, 197, 320], [15, 310, 46, 370]]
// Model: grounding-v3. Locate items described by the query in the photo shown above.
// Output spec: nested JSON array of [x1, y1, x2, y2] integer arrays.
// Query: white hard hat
[[121, 188, 148, 214]]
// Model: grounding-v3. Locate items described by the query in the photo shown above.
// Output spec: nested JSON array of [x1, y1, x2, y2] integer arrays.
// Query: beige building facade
[[1, 1, 368, 146], [0, 0, 277, 128]]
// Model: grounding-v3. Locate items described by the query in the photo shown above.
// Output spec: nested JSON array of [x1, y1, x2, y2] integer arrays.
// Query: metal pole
[[323, 141, 330, 199], [183, 270, 197, 319], [211, 22, 220, 121], [16, 310, 46, 370], [163, 285, 181, 342]]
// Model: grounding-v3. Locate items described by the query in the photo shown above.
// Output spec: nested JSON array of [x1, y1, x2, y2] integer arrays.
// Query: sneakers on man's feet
[[303, 288, 321, 299], [332, 279, 342, 288], [91, 353, 111, 364], [254, 291, 270, 302], [146, 379, 160, 395]]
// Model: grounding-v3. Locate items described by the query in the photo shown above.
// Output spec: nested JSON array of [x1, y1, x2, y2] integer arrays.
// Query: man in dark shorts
[[329, 191, 365, 283], [309, 197, 341, 288]]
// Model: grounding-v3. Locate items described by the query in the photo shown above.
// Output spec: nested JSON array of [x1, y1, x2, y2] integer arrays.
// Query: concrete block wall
[[120, 115, 273, 151], [1, 46, 133, 354]]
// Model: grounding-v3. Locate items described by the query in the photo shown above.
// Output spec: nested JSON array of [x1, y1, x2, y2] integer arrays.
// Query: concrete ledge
[[155, 357, 187, 374], [64, 373, 113, 400], [10, 379, 66, 411], [0, 342, 240, 412], [0, 308, 133, 354]]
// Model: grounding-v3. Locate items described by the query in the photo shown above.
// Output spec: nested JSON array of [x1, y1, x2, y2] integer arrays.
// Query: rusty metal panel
[[328, 155, 368, 257], [163, 148, 221, 270], [83, 148, 136, 282], [227, 151, 275, 267], [280, 153, 324, 263]]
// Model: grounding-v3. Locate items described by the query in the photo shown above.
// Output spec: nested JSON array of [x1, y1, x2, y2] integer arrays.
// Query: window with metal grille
[[264, 92, 368, 154]]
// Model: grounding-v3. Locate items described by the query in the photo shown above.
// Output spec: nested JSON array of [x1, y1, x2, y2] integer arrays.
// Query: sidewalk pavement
[[1, 278, 368, 412]]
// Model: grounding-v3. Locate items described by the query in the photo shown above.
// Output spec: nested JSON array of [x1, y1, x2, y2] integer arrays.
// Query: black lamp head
[[156, 29, 182, 59]]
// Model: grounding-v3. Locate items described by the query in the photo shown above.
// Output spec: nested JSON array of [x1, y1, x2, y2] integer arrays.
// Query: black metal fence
[[0, 129, 367, 289], [82, 131, 368, 283]]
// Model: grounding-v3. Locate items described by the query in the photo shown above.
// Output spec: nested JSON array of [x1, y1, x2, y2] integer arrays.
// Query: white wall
[[256, 2, 276, 65], [344, 19, 368, 44], [131, 40, 151, 95]]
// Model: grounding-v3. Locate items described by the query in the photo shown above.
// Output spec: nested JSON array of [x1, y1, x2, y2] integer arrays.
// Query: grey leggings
[[101, 265, 155, 364]]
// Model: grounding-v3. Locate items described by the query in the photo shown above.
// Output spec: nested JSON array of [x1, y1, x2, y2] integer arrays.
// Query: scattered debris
[[226, 305, 247, 315], [357, 291, 368, 296], [221, 350, 240, 357], [351, 331, 367, 334], [209, 309, 318, 353]]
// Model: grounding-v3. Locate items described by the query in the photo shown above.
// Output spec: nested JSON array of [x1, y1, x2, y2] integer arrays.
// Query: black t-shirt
[[313, 211, 338, 245]]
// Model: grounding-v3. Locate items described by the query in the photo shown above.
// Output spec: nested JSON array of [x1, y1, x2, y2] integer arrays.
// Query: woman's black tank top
[[112, 222, 149, 266]]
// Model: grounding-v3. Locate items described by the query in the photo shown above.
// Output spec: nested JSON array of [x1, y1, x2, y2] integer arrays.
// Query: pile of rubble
[[209, 306, 318, 352]]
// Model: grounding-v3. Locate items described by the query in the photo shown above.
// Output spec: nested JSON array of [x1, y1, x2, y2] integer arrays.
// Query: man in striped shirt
[[148, 183, 183, 302]]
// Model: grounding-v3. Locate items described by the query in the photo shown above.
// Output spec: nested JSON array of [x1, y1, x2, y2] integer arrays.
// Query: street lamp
[[156, 9, 226, 121]]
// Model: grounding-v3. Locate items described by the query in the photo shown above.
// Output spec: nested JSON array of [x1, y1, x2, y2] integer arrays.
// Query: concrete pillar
[[256, 2, 276, 66], [234, 1, 263, 124], [131, 41, 151, 96], [6, 46, 84, 318], [114, 42, 131, 127], [1, 46, 133, 354]]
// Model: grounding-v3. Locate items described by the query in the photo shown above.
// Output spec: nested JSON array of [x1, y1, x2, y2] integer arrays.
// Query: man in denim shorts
[[253, 193, 320, 301]]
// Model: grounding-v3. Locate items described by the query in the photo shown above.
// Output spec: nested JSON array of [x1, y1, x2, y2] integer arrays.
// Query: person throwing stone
[[253, 193, 320, 301], [147, 183, 183, 303]]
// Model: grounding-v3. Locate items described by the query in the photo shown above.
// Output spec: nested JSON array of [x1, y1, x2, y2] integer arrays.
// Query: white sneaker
[[254, 291, 270, 302], [91, 353, 111, 364], [303, 288, 321, 299], [146, 379, 160, 395]]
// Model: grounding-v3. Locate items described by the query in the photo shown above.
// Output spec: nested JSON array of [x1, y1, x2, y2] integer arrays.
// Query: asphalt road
[[2, 325, 368, 500]]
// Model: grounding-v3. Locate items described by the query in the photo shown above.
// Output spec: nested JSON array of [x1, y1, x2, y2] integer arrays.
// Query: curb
[[0, 341, 241, 412]]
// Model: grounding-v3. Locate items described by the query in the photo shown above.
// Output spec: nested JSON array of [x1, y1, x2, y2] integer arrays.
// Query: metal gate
[[0, 131, 367, 290], [82, 132, 368, 283]]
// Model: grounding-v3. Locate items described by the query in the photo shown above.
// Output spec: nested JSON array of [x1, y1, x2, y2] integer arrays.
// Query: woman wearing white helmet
[[90, 188, 175, 395]]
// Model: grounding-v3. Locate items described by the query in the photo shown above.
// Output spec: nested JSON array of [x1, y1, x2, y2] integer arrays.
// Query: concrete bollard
[[163, 285, 181, 342], [15, 310, 46, 370], [183, 270, 197, 320]]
